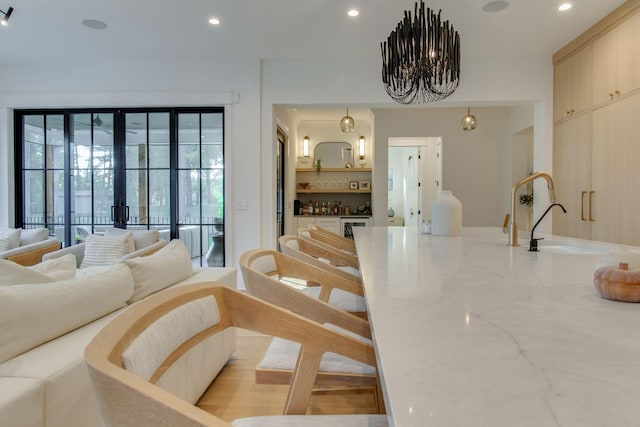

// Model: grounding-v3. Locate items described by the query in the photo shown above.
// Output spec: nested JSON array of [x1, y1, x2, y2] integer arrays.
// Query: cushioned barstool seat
[[301, 286, 367, 313]]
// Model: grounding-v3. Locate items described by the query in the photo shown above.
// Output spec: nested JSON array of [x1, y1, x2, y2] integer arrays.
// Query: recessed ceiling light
[[348, 9, 359, 17], [482, 1, 509, 13], [82, 19, 108, 30], [208, 17, 220, 25], [559, 3, 572, 11]]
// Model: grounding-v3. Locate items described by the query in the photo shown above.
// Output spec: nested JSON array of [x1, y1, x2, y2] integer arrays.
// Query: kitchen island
[[353, 226, 639, 427]]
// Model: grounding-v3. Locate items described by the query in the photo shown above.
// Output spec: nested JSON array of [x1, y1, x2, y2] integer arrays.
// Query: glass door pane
[[21, 114, 62, 239], [124, 112, 171, 241], [17, 108, 224, 254], [177, 111, 224, 266], [70, 113, 115, 241]]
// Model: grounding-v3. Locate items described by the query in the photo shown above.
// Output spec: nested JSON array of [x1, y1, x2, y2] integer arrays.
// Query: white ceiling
[[0, 0, 626, 66]]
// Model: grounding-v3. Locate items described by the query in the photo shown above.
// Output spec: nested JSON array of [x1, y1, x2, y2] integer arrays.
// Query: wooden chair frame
[[85, 283, 380, 426], [298, 229, 359, 263], [240, 249, 385, 412], [5, 239, 61, 266], [279, 234, 361, 284], [240, 249, 367, 325], [307, 224, 357, 253]]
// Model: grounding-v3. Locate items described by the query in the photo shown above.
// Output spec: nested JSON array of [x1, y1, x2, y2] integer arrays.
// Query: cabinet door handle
[[609, 92, 615, 99], [580, 191, 587, 221], [615, 90, 620, 97], [589, 191, 595, 222]]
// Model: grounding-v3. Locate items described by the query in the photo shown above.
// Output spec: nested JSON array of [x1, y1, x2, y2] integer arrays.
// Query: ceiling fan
[[76, 114, 137, 135]]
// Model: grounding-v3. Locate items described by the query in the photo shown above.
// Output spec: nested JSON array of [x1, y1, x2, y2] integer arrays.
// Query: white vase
[[431, 190, 462, 236]]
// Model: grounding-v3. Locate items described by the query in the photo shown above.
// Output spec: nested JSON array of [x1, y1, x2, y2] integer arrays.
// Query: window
[[15, 108, 225, 266]]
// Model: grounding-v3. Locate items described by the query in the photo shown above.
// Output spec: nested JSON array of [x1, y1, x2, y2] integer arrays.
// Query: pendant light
[[381, 1, 460, 104], [340, 108, 355, 133], [461, 107, 477, 131]]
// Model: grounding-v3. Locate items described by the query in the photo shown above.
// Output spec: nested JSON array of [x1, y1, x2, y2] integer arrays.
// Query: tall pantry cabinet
[[553, 2, 640, 246]]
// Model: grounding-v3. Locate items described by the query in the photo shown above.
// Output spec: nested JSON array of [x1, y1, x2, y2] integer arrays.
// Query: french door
[[15, 108, 225, 266]]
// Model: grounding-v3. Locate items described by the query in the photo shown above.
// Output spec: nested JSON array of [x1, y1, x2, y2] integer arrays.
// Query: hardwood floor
[[196, 329, 379, 422]]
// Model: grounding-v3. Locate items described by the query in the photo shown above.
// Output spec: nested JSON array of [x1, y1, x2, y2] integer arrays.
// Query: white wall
[[262, 55, 553, 242], [373, 107, 512, 227], [0, 52, 554, 279]]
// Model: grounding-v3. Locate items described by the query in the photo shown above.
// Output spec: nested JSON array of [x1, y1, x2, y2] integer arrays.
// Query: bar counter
[[353, 226, 640, 427]]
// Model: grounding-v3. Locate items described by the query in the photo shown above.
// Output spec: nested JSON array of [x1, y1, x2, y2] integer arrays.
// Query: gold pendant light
[[461, 107, 477, 131], [340, 108, 355, 133]]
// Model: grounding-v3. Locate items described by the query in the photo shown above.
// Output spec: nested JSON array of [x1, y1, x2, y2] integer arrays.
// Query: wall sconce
[[303, 136, 310, 157], [1, 6, 13, 26], [358, 136, 366, 167]]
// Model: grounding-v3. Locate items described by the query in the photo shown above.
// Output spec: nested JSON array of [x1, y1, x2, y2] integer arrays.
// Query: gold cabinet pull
[[581, 191, 587, 221], [609, 92, 615, 99], [589, 190, 595, 222], [615, 90, 620, 97]]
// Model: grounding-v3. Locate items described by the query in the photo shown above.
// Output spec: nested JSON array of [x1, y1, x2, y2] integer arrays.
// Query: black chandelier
[[381, 1, 460, 104], [0, 6, 13, 26]]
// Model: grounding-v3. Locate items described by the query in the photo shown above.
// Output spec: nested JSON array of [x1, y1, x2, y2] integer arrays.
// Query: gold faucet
[[508, 171, 557, 246]]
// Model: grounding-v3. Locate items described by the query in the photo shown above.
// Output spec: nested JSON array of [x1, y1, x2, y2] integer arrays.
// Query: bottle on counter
[[333, 201, 339, 215]]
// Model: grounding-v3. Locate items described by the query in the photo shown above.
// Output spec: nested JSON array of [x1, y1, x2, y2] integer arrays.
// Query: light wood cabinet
[[552, 113, 592, 240], [591, 92, 640, 245], [554, 45, 592, 122], [553, 4, 640, 245], [554, 92, 640, 246], [592, 11, 640, 106], [387, 217, 404, 227]]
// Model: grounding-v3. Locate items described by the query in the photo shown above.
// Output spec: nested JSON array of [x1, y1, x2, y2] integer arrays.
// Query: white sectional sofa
[[42, 227, 168, 268], [0, 227, 61, 266], [0, 239, 237, 427]]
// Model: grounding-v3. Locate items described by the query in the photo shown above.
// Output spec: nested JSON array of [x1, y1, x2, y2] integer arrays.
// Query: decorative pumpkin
[[594, 262, 640, 302]]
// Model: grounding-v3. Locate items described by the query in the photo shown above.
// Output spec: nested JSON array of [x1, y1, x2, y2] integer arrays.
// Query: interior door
[[388, 137, 442, 227], [276, 129, 286, 241]]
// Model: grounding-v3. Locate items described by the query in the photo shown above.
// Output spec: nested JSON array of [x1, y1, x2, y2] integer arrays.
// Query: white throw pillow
[[81, 232, 134, 268], [29, 254, 77, 280], [104, 227, 160, 251], [0, 263, 134, 364], [0, 228, 21, 250], [0, 259, 55, 286], [124, 239, 193, 303], [20, 228, 49, 246], [0, 238, 10, 251]]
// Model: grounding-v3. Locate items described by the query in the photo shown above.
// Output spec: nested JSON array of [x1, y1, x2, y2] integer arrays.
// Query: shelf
[[296, 189, 371, 194], [296, 168, 372, 172]]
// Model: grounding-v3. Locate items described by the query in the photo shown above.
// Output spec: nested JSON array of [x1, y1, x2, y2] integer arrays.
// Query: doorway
[[276, 128, 287, 243], [388, 137, 442, 227]]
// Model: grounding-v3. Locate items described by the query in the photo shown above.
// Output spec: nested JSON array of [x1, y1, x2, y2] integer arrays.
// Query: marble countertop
[[353, 227, 640, 427]]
